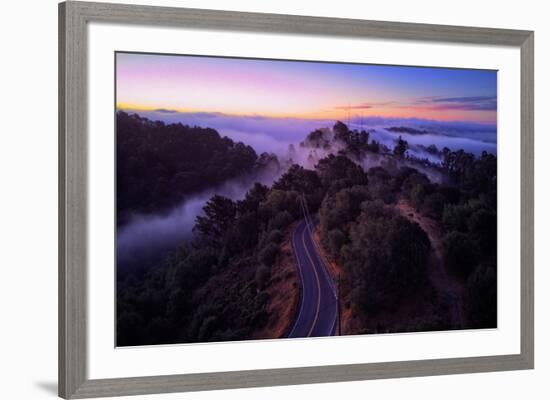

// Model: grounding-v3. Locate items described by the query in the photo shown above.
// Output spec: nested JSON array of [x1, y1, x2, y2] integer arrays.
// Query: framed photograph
[[59, 1, 534, 398]]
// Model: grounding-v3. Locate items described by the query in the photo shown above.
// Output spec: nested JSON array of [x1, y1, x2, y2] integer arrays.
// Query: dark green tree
[[465, 264, 497, 328], [315, 154, 368, 191], [237, 183, 269, 214], [194, 195, 237, 244], [258, 243, 279, 267], [333, 121, 351, 143], [393, 135, 408, 157], [272, 164, 322, 194], [443, 231, 479, 279]]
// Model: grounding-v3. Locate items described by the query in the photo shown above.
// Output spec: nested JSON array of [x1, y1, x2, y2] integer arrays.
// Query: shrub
[[260, 189, 300, 219], [387, 216, 431, 291], [255, 265, 271, 289], [258, 242, 279, 267], [197, 315, 218, 341], [442, 203, 471, 232], [422, 192, 446, 220], [465, 264, 497, 328], [410, 184, 426, 210], [266, 229, 284, 244], [327, 229, 346, 260], [268, 210, 294, 231], [467, 208, 497, 255], [443, 231, 479, 279], [400, 169, 429, 196], [367, 167, 396, 204]]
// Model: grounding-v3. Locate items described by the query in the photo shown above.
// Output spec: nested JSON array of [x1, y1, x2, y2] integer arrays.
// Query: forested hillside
[[117, 111, 258, 224], [117, 117, 497, 346]]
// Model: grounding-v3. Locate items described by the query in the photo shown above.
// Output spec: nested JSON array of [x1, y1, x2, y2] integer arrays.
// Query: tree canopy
[[116, 111, 258, 224]]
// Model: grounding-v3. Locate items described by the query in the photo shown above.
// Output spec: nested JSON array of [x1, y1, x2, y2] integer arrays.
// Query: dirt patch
[[396, 199, 465, 327], [252, 225, 299, 339], [396, 199, 444, 259]]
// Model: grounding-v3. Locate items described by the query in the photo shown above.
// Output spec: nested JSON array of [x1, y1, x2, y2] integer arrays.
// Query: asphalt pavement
[[287, 219, 338, 338]]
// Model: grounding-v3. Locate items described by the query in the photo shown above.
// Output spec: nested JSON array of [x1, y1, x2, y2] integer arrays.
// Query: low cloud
[[428, 96, 497, 111], [153, 108, 178, 114], [120, 108, 496, 153], [124, 108, 333, 150], [338, 96, 497, 113], [334, 104, 374, 110]]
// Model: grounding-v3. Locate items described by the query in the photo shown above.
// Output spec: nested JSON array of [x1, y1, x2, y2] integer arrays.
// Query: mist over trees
[[117, 117, 497, 345], [117, 111, 258, 225]]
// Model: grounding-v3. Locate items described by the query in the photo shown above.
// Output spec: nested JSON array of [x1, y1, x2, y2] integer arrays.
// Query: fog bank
[[117, 166, 281, 272], [124, 109, 496, 157], [117, 110, 497, 272]]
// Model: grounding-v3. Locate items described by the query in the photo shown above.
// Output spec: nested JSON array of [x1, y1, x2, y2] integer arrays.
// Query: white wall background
[[0, 0, 546, 399]]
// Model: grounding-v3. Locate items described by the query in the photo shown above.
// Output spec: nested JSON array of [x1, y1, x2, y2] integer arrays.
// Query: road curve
[[288, 219, 338, 338]]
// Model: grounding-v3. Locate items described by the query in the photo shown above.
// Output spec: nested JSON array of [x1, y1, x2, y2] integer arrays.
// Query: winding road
[[287, 218, 338, 338]]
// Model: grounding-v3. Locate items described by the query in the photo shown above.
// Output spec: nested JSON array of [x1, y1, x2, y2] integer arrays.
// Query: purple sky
[[116, 52, 497, 124]]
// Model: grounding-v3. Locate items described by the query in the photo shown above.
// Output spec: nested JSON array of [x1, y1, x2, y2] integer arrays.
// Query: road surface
[[288, 219, 338, 338]]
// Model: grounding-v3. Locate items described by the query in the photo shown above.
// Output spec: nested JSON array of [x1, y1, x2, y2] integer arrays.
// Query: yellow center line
[[302, 222, 322, 337]]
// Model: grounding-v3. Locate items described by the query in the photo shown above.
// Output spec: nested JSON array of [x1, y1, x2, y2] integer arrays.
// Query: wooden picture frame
[[59, 1, 534, 398]]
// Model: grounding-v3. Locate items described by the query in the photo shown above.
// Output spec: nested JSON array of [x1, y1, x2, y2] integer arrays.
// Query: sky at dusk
[[116, 52, 497, 124]]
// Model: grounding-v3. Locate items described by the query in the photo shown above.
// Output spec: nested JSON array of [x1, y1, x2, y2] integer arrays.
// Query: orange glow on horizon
[[117, 102, 496, 124], [116, 53, 497, 125]]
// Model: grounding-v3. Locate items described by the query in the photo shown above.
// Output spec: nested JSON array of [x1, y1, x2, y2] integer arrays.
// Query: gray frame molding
[[59, 1, 534, 398]]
